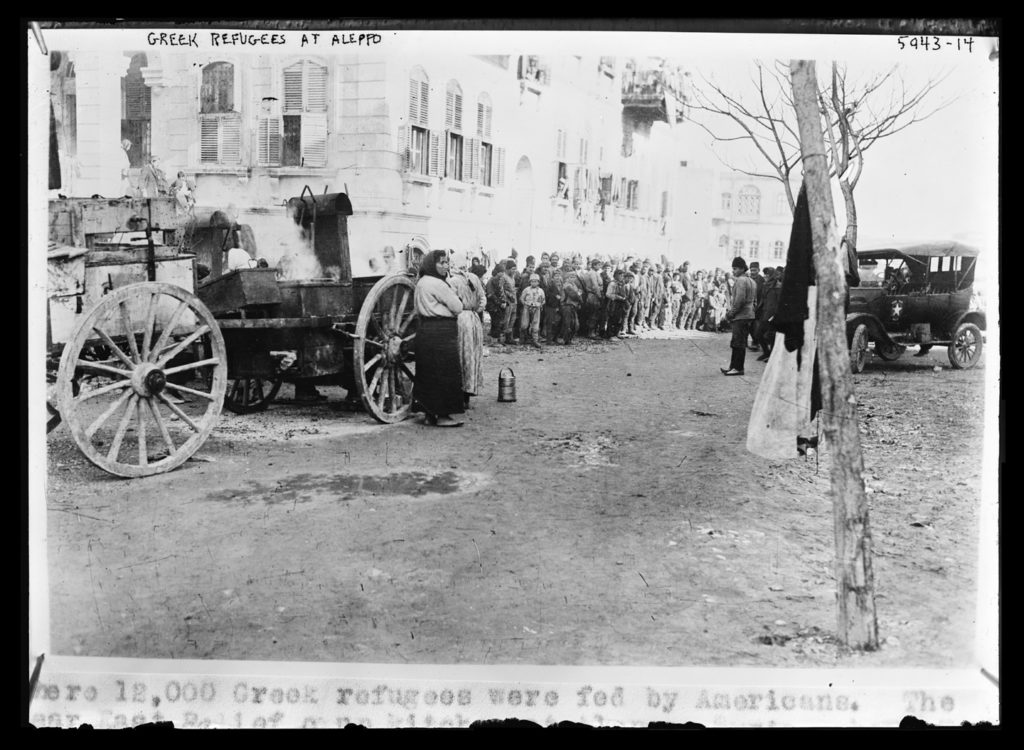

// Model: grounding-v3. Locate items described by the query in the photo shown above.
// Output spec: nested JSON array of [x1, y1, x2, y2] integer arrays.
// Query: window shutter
[[465, 137, 480, 183], [477, 103, 484, 137], [419, 80, 429, 125], [283, 63, 304, 112], [200, 116, 219, 163], [445, 91, 454, 129], [428, 130, 441, 176], [409, 78, 420, 123], [125, 75, 150, 119], [484, 105, 492, 139], [453, 93, 462, 131], [258, 116, 281, 165], [495, 147, 505, 187], [398, 125, 410, 171], [301, 112, 328, 167], [221, 114, 242, 164], [445, 130, 455, 178], [305, 63, 328, 113]]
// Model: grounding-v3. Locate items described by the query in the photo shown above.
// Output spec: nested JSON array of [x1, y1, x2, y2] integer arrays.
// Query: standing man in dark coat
[[747, 261, 766, 351], [755, 266, 781, 361], [721, 257, 757, 376]]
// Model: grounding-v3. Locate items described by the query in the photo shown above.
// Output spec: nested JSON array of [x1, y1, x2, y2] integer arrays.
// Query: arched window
[[281, 59, 328, 167], [199, 61, 241, 164], [121, 53, 151, 167], [445, 80, 463, 131], [404, 67, 431, 175], [409, 66, 429, 127], [445, 80, 464, 180], [738, 185, 761, 216], [476, 92, 492, 138]]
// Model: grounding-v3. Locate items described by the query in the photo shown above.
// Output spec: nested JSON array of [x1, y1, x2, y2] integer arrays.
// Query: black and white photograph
[[27, 19, 1000, 729]]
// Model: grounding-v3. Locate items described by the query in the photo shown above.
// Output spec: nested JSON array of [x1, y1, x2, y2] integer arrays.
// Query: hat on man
[[529, 273, 540, 281], [732, 256, 748, 271]]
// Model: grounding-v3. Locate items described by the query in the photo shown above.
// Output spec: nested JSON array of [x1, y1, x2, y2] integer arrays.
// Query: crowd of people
[[470, 251, 785, 351], [410, 248, 788, 427]]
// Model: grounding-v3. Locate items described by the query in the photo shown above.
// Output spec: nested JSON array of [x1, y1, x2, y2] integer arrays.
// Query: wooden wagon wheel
[[56, 282, 227, 477], [224, 376, 282, 414], [353, 274, 418, 424]]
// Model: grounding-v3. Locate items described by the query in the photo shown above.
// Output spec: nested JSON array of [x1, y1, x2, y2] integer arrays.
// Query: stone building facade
[[49, 47, 715, 274]]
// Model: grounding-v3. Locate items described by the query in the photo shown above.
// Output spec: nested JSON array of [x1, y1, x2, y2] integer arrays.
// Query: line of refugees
[[475, 252, 785, 353]]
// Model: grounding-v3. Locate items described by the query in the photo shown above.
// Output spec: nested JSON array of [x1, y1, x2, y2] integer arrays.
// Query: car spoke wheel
[[56, 282, 226, 477], [947, 322, 983, 369], [849, 324, 869, 374]]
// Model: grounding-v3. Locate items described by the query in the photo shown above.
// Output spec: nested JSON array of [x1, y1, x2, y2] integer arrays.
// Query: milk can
[[497, 367, 517, 402]]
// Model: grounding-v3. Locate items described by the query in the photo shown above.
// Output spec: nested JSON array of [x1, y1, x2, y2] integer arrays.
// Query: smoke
[[275, 220, 325, 281]]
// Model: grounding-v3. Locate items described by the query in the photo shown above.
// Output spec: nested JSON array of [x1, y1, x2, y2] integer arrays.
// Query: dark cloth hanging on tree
[[775, 182, 815, 352], [774, 181, 822, 421]]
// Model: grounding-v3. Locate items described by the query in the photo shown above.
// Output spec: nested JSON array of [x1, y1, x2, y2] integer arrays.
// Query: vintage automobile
[[847, 241, 987, 373]]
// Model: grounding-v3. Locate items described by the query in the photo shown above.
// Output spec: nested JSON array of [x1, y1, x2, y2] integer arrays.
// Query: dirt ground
[[42, 328, 990, 668]]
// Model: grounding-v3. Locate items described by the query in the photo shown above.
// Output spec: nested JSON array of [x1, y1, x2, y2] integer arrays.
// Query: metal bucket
[[497, 367, 517, 402]]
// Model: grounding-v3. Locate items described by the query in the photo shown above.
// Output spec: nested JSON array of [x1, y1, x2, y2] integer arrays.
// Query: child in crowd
[[560, 279, 583, 345], [604, 269, 627, 339], [519, 274, 546, 348], [544, 269, 564, 344]]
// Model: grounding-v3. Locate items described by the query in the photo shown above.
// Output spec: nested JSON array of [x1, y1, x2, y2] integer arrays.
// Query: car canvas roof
[[857, 241, 980, 261]]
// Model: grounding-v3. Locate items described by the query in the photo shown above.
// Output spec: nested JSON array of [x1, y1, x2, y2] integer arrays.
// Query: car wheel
[[947, 322, 983, 369], [876, 343, 903, 361], [850, 324, 869, 374]]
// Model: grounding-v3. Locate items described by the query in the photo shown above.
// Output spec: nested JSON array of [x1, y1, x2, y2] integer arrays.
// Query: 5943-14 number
[[898, 36, 975, 52]]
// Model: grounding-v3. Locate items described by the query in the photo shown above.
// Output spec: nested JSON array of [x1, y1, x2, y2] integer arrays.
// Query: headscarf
[[419, 249, 448, 280]]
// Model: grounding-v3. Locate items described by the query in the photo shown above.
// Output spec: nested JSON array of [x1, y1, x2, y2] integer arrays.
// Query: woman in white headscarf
[[446, 254, 486, 409]]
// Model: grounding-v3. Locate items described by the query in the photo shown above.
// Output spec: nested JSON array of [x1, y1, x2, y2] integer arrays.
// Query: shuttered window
[[257, 116, 281, 166], [476, 94, 492, 139], [199, 61, 240, 165], [446, 131, 464, 181], [409, 67, 429, 127], [445, 80, 463, 132], [281, 60, 329, 167]]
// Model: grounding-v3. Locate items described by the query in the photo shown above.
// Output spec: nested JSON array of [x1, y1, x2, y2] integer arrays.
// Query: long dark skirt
[[413, 317, 465, 418]]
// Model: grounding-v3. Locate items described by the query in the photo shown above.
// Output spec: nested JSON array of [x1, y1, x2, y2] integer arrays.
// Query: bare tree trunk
[[789, 60, 879, 650], [839, 178, 857, 249]]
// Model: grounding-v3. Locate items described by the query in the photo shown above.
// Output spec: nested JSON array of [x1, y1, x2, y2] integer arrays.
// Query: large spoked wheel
[[947, 322, 983, 369], [353, 274, 418, 423], [849, 324, 869, 374], [224, 376, 282, 414], [56, 282, 227, 477]]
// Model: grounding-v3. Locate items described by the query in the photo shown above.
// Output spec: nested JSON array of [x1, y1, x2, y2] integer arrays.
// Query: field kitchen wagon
[[46, 189, 420, 478]]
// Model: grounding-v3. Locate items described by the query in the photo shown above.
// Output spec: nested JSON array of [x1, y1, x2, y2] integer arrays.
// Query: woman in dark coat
[[412, 250, 466, 427]]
